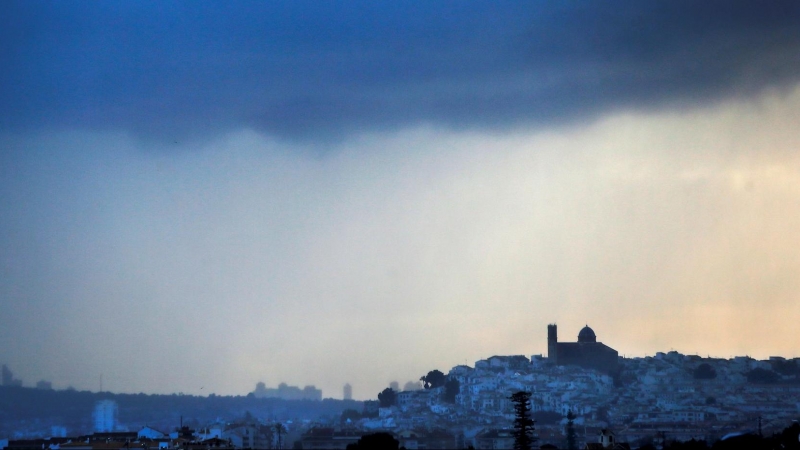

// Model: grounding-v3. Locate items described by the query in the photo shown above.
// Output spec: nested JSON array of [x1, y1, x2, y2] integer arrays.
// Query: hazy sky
[[2, 1, 800, 400]]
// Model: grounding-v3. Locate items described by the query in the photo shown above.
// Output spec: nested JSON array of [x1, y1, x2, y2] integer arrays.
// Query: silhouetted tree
[[274, 423, 286, 449], [710, 433, 767, 450], [377, 387, 397, 407], [777, 421, 800, 450], [509, 391, 536, 450], [746, 368, 779, 384], [420, 370, 446, 389], [693, 363, 717, 379], [443, 377, 460, 403], [340, 408, 361, 424], [565, 410, 577, 450], [345, 432, 399, 450], [665, 439, 709, 449], [771, 359, 799, 377]]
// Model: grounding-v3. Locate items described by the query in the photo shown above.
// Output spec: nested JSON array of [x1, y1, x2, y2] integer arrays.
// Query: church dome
[[578, 325, 596, 343]]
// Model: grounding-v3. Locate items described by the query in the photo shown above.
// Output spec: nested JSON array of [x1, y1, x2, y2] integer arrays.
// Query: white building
[[138, 426, 166, 439]]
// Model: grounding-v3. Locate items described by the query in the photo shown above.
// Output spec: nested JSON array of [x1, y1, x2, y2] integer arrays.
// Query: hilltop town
[[3, 324, 800, 449], [337, 324, 800, 448]]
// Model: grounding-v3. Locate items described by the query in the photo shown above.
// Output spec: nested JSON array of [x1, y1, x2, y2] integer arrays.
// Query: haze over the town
[[2, 1, 800, 401]]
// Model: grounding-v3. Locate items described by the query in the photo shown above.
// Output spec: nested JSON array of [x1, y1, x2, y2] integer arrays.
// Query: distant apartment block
[[93, 400, 118, 432], [251, 381, 322, 400]]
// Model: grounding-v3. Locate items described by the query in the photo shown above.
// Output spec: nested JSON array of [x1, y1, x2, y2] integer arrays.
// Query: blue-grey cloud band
[[2, 1, 800, 141]]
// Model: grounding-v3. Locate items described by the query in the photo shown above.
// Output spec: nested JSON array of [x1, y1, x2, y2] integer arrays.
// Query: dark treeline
[[656, 422, 800, 450], [0, 386, 361, 436]]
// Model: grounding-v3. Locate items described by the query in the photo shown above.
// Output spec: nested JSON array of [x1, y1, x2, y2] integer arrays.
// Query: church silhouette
[[548, 324, 619, 374]]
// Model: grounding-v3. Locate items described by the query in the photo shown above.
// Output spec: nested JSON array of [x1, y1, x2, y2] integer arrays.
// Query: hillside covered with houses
[[3, 325, 800, 449]]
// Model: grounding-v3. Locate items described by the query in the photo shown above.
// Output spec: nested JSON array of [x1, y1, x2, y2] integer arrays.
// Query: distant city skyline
[[3, 335, 799, 401], [2, 2, 800, 401]]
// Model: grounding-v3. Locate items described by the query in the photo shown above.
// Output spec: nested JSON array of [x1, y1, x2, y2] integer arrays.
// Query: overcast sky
[[2, 1, 800, 400]]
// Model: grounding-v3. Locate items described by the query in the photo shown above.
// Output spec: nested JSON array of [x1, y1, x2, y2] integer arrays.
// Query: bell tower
[[547, 324, 558, 363]]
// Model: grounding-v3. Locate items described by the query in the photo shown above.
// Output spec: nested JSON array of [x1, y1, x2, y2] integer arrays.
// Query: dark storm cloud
[[2, 0, 800, 141]]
